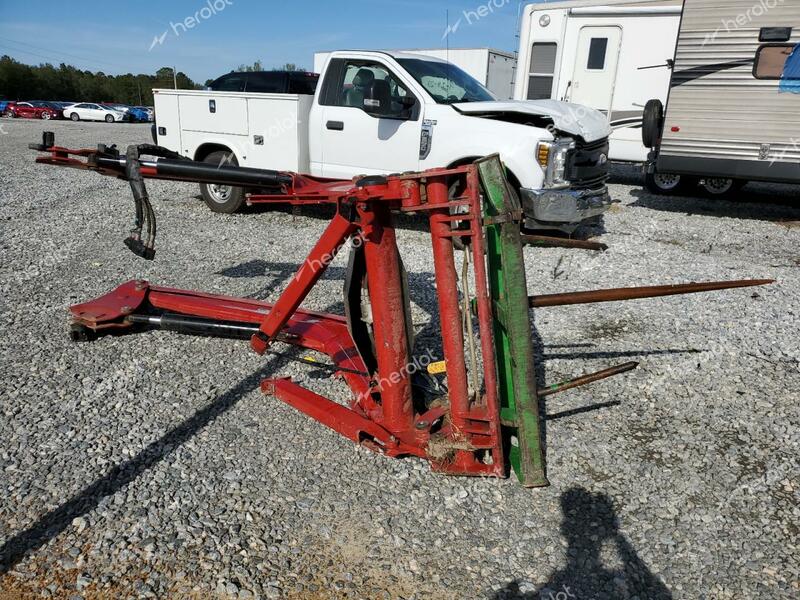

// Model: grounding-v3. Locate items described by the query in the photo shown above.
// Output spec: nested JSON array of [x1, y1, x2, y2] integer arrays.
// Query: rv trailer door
[[570, 27, 622, 115]]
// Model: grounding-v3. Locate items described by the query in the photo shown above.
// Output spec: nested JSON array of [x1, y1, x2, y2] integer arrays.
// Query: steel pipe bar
[[126, 313, 258, 338], [427, 176, 475, 468], [538, 361, 639, 397], [92, 155, 293, 187], [529, 279, 773, 308], [125, 314, 370, 376], [362, 203, 416, 438]]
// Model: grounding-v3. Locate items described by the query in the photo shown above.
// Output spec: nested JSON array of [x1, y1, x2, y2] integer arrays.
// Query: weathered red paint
[[361, 203, 415, 439], [426, 178, 475, 470], [55, 142, 508, 476]]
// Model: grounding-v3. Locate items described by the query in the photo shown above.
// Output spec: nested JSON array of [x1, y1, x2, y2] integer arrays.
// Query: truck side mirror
[[362, 81, 415, 120], [362, 97, 383, 115]]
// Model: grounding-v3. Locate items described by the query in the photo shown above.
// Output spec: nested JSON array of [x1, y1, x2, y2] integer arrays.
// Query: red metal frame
[[54, 143, 506, 476]]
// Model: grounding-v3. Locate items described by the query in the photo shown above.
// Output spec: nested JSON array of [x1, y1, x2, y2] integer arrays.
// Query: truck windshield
[[396, 58, 495, 104]]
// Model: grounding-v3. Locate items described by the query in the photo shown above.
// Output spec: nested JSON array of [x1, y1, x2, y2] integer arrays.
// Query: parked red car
[[7, 101, 61, 120]]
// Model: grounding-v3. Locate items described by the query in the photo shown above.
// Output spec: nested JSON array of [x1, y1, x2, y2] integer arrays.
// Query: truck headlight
[[537, 138, 575, 188]]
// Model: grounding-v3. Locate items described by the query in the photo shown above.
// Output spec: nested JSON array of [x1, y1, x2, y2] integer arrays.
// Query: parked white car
[[63, 103, 127, 123]]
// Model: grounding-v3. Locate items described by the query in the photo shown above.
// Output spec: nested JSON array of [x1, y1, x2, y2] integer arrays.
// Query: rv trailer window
[[754, 44, 794, 79], [587, 38, 608, 70], [528, 42, 557, 100]]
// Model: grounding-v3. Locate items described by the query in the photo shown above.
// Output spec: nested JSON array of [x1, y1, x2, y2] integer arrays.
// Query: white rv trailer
[[647, 0, 800, 196], [514, 0, 682, 162], [314, 48, 517, 99]]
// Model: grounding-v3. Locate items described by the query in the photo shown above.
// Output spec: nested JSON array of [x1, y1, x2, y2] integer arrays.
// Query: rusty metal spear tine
[[538, 361, 640, 398], [529, 279, 775, 308], [521, 234, 608, 252]]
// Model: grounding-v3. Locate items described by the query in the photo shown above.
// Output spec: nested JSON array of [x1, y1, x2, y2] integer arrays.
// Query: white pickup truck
[[152, 50, 613, 230]]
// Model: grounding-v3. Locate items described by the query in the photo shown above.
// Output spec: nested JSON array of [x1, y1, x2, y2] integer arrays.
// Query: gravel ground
[[0, 119, 798, 599]]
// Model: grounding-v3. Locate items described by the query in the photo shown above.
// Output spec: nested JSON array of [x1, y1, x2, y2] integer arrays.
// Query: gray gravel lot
[[0, 120, 798, 599]]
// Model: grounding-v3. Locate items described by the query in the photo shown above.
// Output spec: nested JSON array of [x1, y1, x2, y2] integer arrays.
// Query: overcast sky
[[0, 0, 534, 81]]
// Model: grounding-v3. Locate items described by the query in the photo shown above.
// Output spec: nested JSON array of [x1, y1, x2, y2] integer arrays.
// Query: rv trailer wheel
[[700, 177, 745, 198], [644, 170, 688, 195]]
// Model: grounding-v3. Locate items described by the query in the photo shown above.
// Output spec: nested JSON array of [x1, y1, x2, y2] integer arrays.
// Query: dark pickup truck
[[207, 70, 319, 95]]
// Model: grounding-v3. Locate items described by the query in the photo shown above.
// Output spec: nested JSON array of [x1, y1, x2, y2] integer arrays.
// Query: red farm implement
[[30, 132, 773, 486]]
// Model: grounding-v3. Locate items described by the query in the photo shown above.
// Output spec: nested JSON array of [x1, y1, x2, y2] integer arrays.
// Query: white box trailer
[[314, 48, 517, 99], [514, 0, 682, 162]]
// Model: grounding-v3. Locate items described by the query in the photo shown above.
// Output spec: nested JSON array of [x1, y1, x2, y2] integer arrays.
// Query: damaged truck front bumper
[[519, 186, 612, 232]]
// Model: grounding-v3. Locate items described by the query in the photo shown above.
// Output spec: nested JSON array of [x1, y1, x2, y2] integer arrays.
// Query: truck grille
[[566, 138, 609, 190]]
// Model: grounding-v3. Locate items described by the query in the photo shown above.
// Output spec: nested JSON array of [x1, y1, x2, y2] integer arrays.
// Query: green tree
[[274, 63, 303, 72], [236, 60, 264, 72], [0, 56, 200, 105]]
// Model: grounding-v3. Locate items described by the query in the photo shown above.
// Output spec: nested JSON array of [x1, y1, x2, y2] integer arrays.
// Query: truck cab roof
[[325, 50, 452, 64]]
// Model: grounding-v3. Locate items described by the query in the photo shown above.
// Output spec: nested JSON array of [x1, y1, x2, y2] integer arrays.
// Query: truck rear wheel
[[200, 151, 245, 213]]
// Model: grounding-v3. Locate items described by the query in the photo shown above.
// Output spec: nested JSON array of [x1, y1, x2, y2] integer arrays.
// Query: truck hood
[[452, 100, 612, 142]]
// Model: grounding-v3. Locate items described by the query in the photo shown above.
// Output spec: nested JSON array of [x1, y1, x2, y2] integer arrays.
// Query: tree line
[[232, 61, 303, 74], [0, 56, 198, 106], [0, 56, 310, 106]]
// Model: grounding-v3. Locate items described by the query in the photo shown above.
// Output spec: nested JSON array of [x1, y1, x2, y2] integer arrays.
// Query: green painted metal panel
[[476, 155, 548, 487]]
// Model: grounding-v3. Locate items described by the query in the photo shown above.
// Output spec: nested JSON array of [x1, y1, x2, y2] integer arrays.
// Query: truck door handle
[[326, 120, 344, 131]]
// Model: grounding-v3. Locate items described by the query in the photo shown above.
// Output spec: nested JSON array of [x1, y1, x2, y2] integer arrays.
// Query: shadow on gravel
[[215, 258, 443, 348], [545, 402, 621, 421], [629, 186, 800, 223], [492, 487, 672, 600], [0, 356, 282, 574], [608, 163, 644, 187], [216, 260, 328, 301], [531, 319, 680, 458]]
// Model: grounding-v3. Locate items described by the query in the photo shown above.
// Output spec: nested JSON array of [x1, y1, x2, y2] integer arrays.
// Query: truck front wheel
[[200, 151, 245, 213]]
